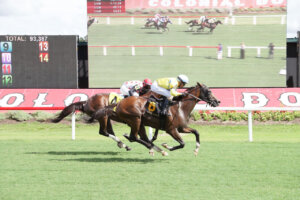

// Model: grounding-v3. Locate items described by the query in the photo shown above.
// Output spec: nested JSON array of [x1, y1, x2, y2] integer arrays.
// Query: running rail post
[[248, 110, 253, 142], [148, 127, 153, 140], [72, 112, 76, 140]]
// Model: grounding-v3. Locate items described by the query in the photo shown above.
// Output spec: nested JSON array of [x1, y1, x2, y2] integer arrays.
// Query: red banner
[[0, 88, 298, 108], [125, 0, 286, 9]]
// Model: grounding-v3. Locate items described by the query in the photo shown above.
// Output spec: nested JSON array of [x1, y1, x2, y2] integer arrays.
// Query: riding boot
[[160, 97, 169, 116]]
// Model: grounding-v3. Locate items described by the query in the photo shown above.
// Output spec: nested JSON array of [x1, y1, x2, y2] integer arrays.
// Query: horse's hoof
[[162, 143, 168, 149], [117, 141, 124, 148], [194, 149, 199, 156], [125, 146, 131, 151], [162, 151, 168, 156], [149, 149, 154, 156]]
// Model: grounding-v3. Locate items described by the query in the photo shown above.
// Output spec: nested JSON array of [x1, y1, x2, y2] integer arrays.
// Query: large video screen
[[87, 0, 286, 88]]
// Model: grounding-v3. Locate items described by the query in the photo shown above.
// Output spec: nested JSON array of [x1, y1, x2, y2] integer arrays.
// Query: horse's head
[[197, 82, 220, 107], [216, 20, 222, 25], [186, 82, 220, 107]]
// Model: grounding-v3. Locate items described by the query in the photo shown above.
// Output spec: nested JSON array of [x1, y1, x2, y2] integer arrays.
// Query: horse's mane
[[185, 85, 199, 93]]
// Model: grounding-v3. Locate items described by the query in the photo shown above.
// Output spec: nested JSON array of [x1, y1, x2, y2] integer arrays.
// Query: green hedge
[[191, 111, 300, 122]]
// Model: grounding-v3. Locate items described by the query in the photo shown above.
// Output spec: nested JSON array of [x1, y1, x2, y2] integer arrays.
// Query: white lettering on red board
[[242, 93, 269, 108], [147, 0, 283, 7], [279, 92, 300, 106], [33, 93, 53, 107], [64, 94, 89, 106], [0, 93, 24, 107]]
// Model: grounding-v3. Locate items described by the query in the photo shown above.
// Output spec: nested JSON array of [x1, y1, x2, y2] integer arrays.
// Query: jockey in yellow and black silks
[[151, 74, 189, 116]]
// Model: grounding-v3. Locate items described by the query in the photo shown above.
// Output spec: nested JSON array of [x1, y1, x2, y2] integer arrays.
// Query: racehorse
[[185, 19, 208, 31], [155, 17, 172, 32], [87, 17, 98, 28], [52, 91, 160, 152], [197, 20, 222, 33], [144, 18, 156, 28], [96, 83, 220, 156]]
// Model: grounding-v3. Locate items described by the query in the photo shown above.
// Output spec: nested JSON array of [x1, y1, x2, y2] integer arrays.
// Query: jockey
[[208, 18, 216, 24], [198, 16, 207, 25], [154, 13, 161, 24], [151, 74, 189, 116], [120, 79, 152, 98]]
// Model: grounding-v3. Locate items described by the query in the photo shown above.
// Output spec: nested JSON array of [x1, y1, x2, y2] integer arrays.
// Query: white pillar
[[159, 46, 163, 56], [281, 15, 285, 25], [248, 111, 253, 142], [131, 17, 134, 25], [106, 17, 110, 25], [189, 47, 193, 57], [257, 48, 261, 57], [131, 46, 135, 56], [148, 127, 153, 140], [72, 112, 76, 140], [231, 17, 235, 25], [227, 47, 232, 57], [103, 47, 107, 56], [224, 17, 228, 24], [253, 16, 257, 25], [178, 18, 182, 25]]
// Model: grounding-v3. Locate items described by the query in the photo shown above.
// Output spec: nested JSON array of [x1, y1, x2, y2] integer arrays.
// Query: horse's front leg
[[178, 127, 200, 156], [162, 129, 185, 151]]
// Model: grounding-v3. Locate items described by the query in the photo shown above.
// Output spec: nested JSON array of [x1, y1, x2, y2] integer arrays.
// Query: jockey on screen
[[151, 74, 189, 116], [208, 17, 217, 24]]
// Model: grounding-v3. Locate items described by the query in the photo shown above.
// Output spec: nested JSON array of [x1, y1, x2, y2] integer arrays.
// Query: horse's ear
[[197, 82, 202, 87]]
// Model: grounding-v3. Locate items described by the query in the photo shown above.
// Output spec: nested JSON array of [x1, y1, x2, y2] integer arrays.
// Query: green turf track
[[0, 122, 299, 200], [88, 16, 286, 88]]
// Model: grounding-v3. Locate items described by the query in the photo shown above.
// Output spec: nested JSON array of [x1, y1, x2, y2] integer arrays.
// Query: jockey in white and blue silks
[[157, 16, 172, 27]]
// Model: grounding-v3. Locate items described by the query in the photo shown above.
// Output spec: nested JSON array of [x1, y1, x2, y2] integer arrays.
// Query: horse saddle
[[108, 92, 123, 105]]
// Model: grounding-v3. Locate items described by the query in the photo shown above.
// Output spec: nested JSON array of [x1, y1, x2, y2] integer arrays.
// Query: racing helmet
[[177, 74, 189, 84], [143, 78, 152, 87]]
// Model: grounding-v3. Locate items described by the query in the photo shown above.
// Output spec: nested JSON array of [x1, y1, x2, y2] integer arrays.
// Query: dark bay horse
[[87, 17, 97, 28], [96, 83, 220, 156], [197, 20, 222, 33], [156, 18, 172, 32], [185, 19, 209, 31]]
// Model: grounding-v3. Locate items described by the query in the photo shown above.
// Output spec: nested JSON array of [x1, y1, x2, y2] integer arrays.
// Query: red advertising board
[[125, 0, 286, 9], [0, 88, 298, 108]]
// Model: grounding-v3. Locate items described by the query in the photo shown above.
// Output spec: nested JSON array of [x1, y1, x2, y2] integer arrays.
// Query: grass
[[88, 16, 286, 88], [0, 122, 299, 200]]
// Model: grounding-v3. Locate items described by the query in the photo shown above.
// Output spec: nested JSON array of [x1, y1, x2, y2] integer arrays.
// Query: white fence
[[70, 106, 300, 142], [227, 46, 286, 57], [92, 15, 286, 25]]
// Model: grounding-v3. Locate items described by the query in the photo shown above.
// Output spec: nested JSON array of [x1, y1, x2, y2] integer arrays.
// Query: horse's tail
[[52, 101, 86, 123]]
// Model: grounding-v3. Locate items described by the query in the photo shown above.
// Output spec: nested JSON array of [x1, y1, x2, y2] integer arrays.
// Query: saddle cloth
[[108, 92, 123, 105]]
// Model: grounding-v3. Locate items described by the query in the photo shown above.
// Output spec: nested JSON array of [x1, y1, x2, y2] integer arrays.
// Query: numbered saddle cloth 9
[[108, 92, 123, 105], [145, 96, 163, 117]]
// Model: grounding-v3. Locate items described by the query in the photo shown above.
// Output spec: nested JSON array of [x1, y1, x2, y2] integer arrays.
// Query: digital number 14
[[39, 53, 49, 63]]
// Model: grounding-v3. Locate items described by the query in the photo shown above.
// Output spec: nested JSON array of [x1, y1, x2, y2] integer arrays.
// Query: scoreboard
[[0, 35, 78, 88], [87, 0, 125, 14]]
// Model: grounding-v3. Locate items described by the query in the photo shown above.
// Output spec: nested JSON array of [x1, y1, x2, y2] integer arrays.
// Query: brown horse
[[52, 93, 132, 150], [52, 90, 160, 151], [96, 83, 220, 156], [197, 20, 222, 33]]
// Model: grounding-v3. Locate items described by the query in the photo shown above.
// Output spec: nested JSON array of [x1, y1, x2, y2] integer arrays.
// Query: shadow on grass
[[144, 32, 163, 34], [27, 151, 120, 156], [52, 157, 168, 163]]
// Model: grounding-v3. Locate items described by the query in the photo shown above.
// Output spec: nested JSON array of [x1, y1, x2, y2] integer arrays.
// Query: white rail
[[227, 46, 286, 57]]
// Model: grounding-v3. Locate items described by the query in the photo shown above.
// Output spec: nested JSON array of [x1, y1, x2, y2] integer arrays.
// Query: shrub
[[6, 111, 33, 121], [32, 111, 54, 122], [191, 111, 201, 121]]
